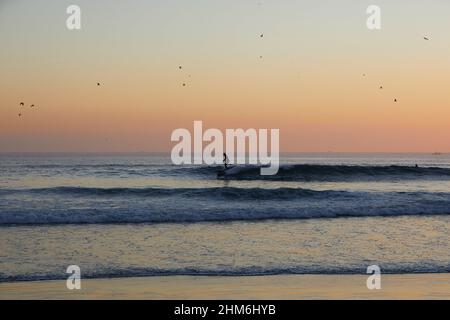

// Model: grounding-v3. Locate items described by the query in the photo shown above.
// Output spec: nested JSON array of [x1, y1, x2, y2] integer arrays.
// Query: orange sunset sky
[[1, 0, 449, 153]]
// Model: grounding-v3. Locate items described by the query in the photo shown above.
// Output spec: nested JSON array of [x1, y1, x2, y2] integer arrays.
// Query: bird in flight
[[260, 33, 264, 38], [394, 99, 397, 102], [30, 104, 35, 108], [18, 113, 22, 117], [179, 66, 182, 70], [424, 36, 430, 40], [97, 82, 101, 86], [19, 102, 24, 106]]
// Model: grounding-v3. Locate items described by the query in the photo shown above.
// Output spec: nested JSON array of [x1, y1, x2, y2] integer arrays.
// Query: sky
[[1, 0, 449, 153]]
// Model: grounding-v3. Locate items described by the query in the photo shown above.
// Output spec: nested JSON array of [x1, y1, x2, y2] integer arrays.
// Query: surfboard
[[217, 165, 236, 178]]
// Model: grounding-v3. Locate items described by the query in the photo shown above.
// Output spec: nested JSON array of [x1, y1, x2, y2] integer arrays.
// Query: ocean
[[0, 153, 449, 282]]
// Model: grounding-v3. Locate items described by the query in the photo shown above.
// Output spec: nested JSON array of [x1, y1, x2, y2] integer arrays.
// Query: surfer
[[223, 153, 229, 169], [217, 153, 230, 178]]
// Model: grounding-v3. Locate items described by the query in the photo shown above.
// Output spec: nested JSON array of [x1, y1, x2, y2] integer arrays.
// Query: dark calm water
[[0, 153, 449, 281]]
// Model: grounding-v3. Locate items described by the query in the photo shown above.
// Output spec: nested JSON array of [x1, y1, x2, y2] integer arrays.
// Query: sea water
[[0, 153, 449, 281]]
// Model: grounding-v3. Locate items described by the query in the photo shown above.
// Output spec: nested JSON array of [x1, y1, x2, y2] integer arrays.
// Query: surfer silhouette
[[223, 153, 229, 169]]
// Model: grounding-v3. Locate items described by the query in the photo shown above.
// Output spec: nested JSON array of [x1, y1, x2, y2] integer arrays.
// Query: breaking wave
[[187, 164, 450, 181], [1, 186, 449, 225]]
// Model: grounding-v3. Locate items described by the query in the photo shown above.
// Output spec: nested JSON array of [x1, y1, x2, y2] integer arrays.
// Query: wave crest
[[190, 164, 450, 181]]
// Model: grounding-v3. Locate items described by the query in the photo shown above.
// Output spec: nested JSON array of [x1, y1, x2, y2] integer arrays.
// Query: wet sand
[[1, 273, 449, 299]]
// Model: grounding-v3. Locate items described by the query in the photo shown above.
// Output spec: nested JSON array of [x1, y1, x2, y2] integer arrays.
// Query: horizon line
[[0, 151, 448, 155]]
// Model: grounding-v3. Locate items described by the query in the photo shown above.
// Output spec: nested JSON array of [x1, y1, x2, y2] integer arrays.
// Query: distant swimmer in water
[[223, 153, 229, 169]]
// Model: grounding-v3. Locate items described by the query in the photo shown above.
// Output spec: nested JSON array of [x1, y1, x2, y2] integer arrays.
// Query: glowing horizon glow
[[1, 0, 449, 153]]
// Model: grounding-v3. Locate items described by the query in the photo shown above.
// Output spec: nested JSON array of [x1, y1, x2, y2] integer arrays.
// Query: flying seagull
[[19, 102, 24, 106], [424, 36, 430, 40], [30, 104, 35, 108]]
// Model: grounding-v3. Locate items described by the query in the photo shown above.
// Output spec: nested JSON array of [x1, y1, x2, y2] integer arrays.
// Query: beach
[[1, 273, 449, 300], [2, 0, 450, 302]]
